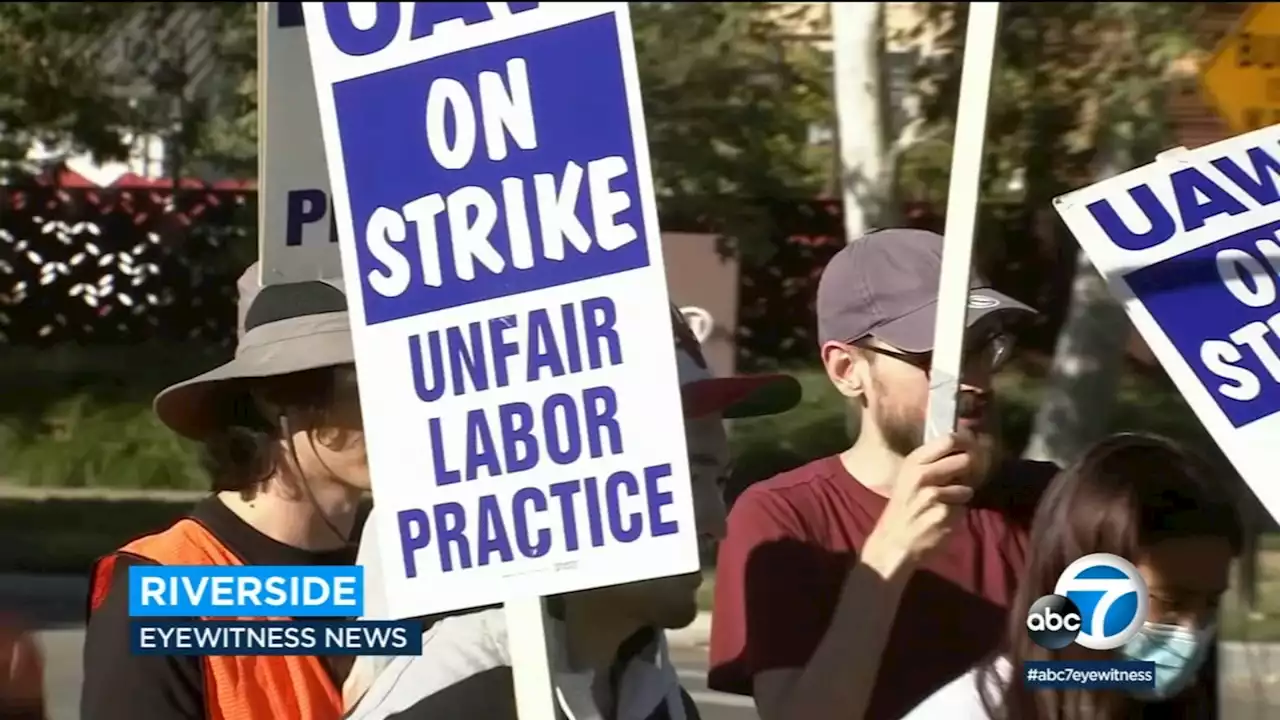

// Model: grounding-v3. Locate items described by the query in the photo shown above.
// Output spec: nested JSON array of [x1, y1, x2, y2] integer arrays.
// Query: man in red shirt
[[708, 228, 1058, 720]]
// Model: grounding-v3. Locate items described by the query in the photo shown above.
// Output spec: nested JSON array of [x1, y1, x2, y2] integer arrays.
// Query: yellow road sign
[[1202, 3, 1280, 134]]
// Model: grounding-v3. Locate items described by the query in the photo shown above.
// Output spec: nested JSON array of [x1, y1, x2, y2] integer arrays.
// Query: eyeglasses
[[856, 332, 1016, 374]]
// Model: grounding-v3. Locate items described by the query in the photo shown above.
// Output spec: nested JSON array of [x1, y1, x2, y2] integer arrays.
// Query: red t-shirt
[[708, 454, 1057, 719]]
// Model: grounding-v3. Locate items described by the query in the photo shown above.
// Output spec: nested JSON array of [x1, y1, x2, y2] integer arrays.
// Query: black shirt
[[80, 496, 359, 720]]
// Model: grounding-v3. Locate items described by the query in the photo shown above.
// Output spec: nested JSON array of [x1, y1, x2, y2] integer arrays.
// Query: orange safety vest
[[88, 519, 343, 720]]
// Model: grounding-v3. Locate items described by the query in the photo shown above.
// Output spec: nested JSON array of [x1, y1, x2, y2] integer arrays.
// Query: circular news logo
[[1053, 553, 1148, 650], [1026, 594, 1082, 649]]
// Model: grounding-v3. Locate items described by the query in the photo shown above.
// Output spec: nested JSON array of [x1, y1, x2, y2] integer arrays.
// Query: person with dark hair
[[904, 433, 1242, 719], [81, 264, 368, 720]]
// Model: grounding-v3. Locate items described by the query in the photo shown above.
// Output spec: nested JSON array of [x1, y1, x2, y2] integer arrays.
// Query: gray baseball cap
[[816, 228, 1036, 352], [153, 262, 355, 440]]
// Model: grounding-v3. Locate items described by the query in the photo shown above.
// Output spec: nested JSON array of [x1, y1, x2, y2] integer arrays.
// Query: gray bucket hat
[[153, 262, 354, 441]]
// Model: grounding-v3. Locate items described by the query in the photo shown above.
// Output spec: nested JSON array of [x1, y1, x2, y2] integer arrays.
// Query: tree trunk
[[831, 2, 888, 243], [1022, 121, 1136, 469], [1022, 246, 1130, 466], [830, 2, 888, 440]]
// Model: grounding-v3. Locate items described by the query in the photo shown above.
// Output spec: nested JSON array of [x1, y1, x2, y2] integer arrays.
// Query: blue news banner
[[127, 566, 421, 656]]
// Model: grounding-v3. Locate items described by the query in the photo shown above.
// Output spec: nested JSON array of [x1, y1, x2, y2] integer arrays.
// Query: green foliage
[[0, 3, 833, 258], [1, 394, 204, 489], [902, 2, 1204, 205], [190, 3, 257, 176], [0, 3, 139, 169], [630, 2, 833, 260], [0, 345, 220, 490], [0, 349, 1215, 496], [0, 3, 259, 176]]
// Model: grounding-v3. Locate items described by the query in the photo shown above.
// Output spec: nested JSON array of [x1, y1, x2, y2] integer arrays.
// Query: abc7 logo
[[1025, 553, 1148, 651], [1025, 595, 1083, 649]]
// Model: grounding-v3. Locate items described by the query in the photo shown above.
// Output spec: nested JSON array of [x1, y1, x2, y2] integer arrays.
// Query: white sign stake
[[506, 597, 559, 720], [924, 3, 1002, 440]]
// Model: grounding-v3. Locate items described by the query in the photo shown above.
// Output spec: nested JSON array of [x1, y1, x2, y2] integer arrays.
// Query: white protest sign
[[301, 2, 698, 619], [258, 2, 342, 285], [1054, 124, 1280, 521]]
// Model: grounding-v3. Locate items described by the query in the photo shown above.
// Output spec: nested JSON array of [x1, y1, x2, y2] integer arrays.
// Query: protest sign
[[1054, 124, 1280, 521], [259, 2, 342, 285], [300, 2, 697, 620]]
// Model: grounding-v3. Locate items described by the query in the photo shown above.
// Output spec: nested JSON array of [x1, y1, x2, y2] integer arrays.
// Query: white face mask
[[1119, 621, 1216, 700]]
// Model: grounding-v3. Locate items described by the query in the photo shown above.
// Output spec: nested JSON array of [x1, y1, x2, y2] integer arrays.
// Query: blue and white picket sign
[[1054, 124, 1280, 522], [258, 2, 342, 285], [300, 2, 697, 619]]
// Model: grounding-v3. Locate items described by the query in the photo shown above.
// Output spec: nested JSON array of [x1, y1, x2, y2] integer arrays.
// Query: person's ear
[[821, 342, 867, 400], [311, 423, 344, 449]]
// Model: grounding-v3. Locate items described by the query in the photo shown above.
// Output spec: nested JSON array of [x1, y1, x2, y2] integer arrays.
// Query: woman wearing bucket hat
[[81, 264, 368, 720]]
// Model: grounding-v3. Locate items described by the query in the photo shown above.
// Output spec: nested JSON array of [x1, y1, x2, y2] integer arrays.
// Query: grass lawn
[[0, 344, 214, 491]]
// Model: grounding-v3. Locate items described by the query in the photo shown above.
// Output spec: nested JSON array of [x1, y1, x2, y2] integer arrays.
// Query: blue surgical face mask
[[1119, 621, 1215, 700]]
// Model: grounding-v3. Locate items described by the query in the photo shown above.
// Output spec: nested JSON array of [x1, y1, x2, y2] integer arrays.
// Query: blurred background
[[0, 2, 1278, 718]]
